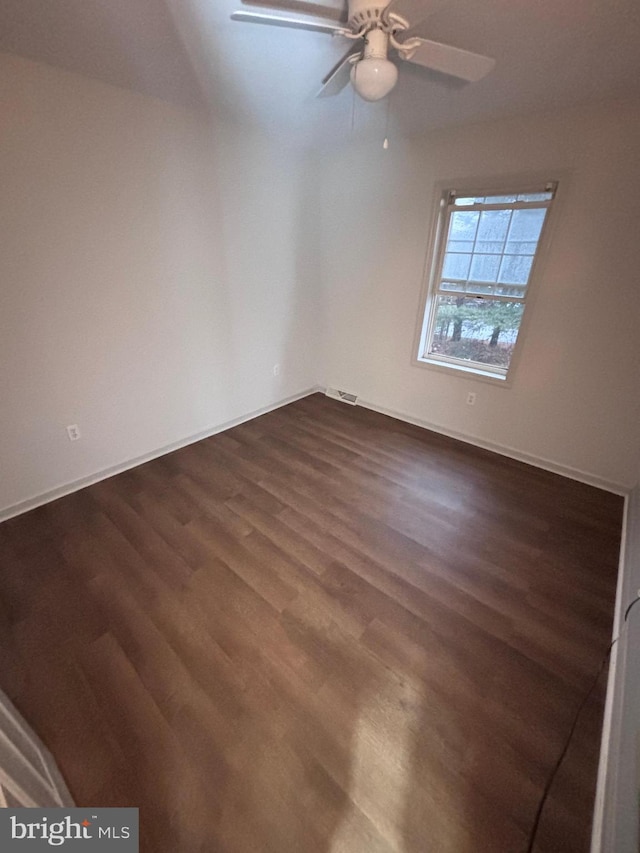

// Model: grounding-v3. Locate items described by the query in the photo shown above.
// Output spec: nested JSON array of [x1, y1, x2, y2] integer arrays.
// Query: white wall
[[0, 54, 321, 518], [317, 101, 640, 491], [1, 54, 638, 516]]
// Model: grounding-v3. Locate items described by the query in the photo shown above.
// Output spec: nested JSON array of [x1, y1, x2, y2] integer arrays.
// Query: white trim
[[0, 387, 322, 524], [418, 354, 508, 382], [591, 485, 640, 852], [352, 394, 630, 495], [590, 494, 629, 852]]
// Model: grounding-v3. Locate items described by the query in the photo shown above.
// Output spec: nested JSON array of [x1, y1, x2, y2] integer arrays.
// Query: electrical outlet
[[273, 364, 281, 377], [66, 424, 81, 441], [466, 392, 476, 406]]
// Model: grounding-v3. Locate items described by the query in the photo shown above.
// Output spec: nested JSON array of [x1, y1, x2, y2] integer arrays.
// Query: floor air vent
[[326, 388, 359, 406]]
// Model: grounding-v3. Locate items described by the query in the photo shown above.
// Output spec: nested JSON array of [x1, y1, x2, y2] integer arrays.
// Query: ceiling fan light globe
[[350, 58, 398, 101]]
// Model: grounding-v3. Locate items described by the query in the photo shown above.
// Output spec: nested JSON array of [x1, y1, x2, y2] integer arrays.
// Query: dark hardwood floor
[[0, 393, 623, 852]]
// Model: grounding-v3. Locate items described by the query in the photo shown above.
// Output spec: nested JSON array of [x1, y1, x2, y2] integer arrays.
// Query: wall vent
[[326, 388, 359, 406]]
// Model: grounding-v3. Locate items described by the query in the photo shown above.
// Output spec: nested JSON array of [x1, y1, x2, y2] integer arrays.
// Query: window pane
[[505, 208, 546, 253], [498, 253, 534, 285], [517, 192, 554, 202], [475, 209, 511, 254], [470, 253, 501, 282], [442, 252, 471, 279], [448, 211, 479, 242], [444, 212, 478, 277], [428, 296, 524, 369], [442, 206, 547, 291]]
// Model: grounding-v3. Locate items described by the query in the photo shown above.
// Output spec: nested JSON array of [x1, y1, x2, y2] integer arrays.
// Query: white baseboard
[[0, 386, 322, 524], [350, 395, 629, 495]]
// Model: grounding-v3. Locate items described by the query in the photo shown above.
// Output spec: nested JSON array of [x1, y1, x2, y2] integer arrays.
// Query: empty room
[[0, 0, 639, 851]]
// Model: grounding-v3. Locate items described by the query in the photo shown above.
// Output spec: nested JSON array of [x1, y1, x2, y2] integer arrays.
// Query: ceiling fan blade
[[231, 11, 343, 34], [241, 0, 348, 24], [399, 37, 495, 82], [385, 0, 450, 28], [316, 48, 361, 97]]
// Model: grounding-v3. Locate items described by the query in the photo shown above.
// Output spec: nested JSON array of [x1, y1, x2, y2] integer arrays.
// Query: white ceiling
[[1, 0, 639, 146]]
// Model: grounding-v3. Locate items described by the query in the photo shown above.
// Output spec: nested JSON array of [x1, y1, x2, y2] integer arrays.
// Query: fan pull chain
[[383, 86, 392, 149], [350, 71, 357, 134]]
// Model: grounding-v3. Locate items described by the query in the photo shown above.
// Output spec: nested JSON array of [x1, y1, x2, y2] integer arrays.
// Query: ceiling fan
[[231, 0, 496, 102]]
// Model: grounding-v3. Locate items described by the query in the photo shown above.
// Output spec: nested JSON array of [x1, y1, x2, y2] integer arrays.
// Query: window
[[416, 183, 557, 381]]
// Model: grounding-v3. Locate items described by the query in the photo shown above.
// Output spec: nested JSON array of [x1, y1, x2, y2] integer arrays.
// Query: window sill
[[415, 355, 510, 386]]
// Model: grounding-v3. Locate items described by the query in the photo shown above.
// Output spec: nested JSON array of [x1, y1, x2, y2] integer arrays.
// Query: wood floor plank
[[0, 393, 622, 852]]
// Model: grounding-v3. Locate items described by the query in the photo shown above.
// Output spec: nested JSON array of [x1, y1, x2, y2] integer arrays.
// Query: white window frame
[[415, 179, 558, 383]]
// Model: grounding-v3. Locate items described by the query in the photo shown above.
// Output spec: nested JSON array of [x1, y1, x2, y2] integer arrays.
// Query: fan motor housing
[[348, 0, 391, 30]]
